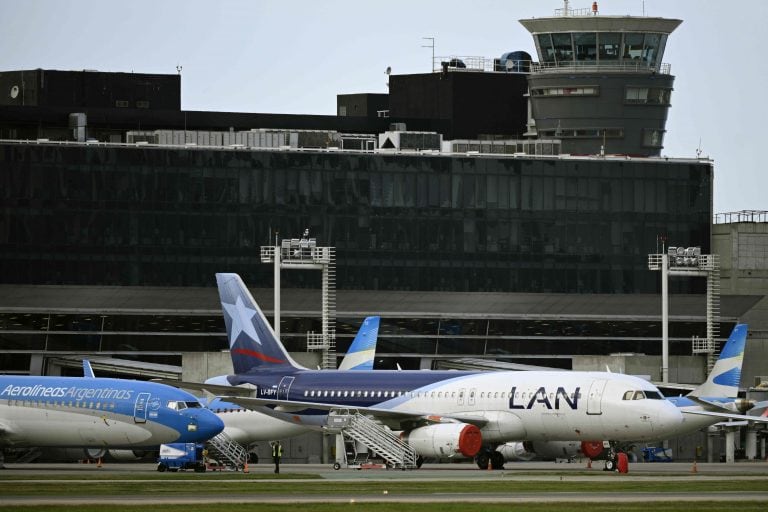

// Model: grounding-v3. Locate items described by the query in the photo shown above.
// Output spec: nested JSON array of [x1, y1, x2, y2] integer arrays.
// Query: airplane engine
[[108, 449, 151, 461], [497, 441, 584, 461], [580, 441, 609, 460], [401, 423, 482, 458], [495, 441, 536, 461]]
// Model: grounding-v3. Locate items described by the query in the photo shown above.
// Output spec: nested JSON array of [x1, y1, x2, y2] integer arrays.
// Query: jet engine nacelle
[[108, 449, 150, 461], [402, 423, 482, 458], [497, 441, 585, 461]]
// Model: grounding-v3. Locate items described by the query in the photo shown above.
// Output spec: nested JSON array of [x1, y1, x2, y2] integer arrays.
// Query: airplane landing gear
[[475, 449, 505, 470]]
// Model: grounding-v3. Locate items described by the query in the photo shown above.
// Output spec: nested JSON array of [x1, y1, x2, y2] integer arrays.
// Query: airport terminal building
[[1, 6, 767, 463]]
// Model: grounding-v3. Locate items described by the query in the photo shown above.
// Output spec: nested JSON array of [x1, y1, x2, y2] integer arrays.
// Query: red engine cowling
[[402, 423, 482, 458], [580, 441, 609, 460]]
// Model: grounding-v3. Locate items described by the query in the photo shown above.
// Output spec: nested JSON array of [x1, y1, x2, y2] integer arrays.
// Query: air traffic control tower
[[520, 2, 681, 156]]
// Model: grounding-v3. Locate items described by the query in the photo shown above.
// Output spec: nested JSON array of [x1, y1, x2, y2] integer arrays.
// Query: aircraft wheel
[[416, 455, 424, 469], [475, 452, 490, 470], [157, 463, 167, 472], [333, 462, 341, 470], [490, 451, 505, 470], [248, 452, 259, 464], [604, 458, 616, 471]]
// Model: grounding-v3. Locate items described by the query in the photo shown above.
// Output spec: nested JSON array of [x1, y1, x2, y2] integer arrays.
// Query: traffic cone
[[487, 458, 492, 471], [243, 461, 249, 474], [587, 459, 592, 469], [691, 460, 698, 473]]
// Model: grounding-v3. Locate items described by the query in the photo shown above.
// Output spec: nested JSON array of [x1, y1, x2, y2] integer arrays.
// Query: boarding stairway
[[328, 410, 419, 469], [206, 432, 248, 470]]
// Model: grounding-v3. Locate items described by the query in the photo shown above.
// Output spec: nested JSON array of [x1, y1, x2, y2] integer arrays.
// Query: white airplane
[[202, 316, 381, 448], [208, 273, 701, 469], [498, 323, 756, 467], [0, 361, 224, 466]]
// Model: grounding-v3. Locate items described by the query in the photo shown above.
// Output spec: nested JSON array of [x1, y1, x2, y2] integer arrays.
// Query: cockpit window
[[623, 390, 664, 400], [166, 400, 187, 410], [184, 401, 202, 408]]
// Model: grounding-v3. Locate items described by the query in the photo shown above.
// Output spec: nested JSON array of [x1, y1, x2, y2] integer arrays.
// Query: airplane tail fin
[[689, 324, 747, 398], [82, 359, 95, 378], [338, 316, 380, 370], [215, 273, 304, 374]]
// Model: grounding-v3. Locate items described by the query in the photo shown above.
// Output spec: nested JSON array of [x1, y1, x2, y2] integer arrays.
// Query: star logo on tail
[[222, 296, 260, 347]]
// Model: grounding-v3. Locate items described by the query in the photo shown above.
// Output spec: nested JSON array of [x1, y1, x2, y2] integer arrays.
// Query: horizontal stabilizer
[[682, 409, 768, 424]]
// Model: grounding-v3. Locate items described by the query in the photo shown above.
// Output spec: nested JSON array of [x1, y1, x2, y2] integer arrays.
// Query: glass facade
[[536, 31, 668, 69], [0, 143, 712, 293], [0, 310, 733, 367]]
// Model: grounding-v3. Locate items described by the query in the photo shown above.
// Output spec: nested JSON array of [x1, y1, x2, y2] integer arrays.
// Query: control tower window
[[537, 34, 556, 63], [623, 33, 645, 61], [574, 33, 596, 61], [625, 86, 671, 105], [552, 33, 574, 63], [598, 33, 621, 61], [642, 128, 665, 148], [642, 33, 661, 66]]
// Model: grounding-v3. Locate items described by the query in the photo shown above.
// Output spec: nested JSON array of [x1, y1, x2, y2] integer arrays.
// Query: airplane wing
[[152, 379, 256, 397], [222, 395, 490, 431], [682, 409, 768, 424]]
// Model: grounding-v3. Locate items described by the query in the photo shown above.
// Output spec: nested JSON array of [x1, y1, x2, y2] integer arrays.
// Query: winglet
[[338, 316, 380, 370], [689, 324, 747, 398], [82, 359, 95, 379], [216, 273, 304, 374]]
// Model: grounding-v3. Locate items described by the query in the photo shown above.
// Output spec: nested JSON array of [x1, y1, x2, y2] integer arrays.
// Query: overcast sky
[[1, 0, 764, 214]]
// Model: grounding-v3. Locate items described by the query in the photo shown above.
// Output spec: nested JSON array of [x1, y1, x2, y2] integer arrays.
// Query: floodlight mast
[[261, 230, 337, 369], [648, 246, 721, 383]]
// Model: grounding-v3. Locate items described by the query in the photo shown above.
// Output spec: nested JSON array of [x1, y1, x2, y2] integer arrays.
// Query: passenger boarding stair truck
[[328, 410, 419, 470], [206, 431, 248, 471]]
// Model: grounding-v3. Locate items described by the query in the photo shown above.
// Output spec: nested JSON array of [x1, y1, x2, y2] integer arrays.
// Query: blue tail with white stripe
[[338, 316, 380, 370], [689, 324, 747, 398]]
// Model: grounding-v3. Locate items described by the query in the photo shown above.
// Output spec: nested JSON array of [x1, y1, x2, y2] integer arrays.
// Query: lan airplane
[[497, 323, 755, 466], [212, 273, 688, 466], [0, 362, 225, 466]]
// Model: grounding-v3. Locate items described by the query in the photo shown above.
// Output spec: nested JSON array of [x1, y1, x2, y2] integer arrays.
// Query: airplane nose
[[187, 409, 225, 441], [656, 402, 684, 435]]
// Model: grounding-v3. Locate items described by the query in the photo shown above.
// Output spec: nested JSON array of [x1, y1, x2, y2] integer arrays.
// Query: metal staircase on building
[[206, 431, 248, 470], [328, 410, 419, 469], [306, 246, 337, 369], [704, 254, 721, 374]]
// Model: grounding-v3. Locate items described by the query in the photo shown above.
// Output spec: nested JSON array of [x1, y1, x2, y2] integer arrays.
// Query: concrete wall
[[713, 222, 768, 295]]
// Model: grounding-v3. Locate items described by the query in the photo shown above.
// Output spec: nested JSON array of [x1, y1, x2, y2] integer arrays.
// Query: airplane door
[[277, 377, 295, 400], [586, 379, 607, 415], [133, 392, 151, 423]]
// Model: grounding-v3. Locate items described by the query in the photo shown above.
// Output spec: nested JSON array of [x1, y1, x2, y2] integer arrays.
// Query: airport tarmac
[[2, 460, 767, 477], [1, 461, 766, 506]]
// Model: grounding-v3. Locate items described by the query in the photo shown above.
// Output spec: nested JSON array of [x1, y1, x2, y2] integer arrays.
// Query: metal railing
[[554, 7, 597, 17], [714, 210, 768, 224], [532, 61, 670, 75], [432, 56, 531, 73], [433, 56, 670, 75]]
